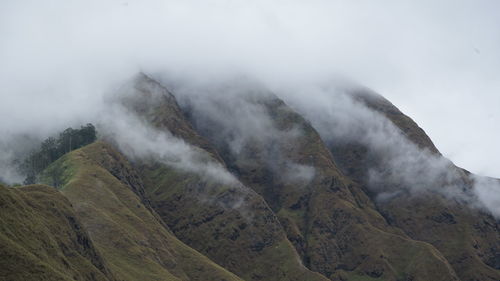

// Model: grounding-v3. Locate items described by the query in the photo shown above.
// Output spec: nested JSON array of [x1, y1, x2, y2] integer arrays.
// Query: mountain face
[[0, 184, 113, 281], [2, 74, 499, 281], [328, 92, 500, 281]]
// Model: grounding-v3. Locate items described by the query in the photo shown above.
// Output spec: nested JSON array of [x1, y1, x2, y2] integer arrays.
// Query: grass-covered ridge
[[0, 183, 113, 281], [48, 141, 244, 281]]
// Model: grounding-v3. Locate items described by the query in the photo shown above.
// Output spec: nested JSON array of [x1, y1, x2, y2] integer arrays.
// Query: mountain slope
[[123, 73, 330, 281], [0, 184, 114, 281], [326, 88, 500, 281], [42, 141, 245, 281], [176, 85, 460, 281], [2, 74, 499, 281], [350, 88, 440, 154]]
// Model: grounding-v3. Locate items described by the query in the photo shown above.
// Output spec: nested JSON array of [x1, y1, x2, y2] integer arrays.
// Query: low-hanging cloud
[[167, 77, 316, 187], [472, 176, 500, 217], [99, 105, 239, 186], [279, 83, 500, 217], [0, 0, 499, 215]]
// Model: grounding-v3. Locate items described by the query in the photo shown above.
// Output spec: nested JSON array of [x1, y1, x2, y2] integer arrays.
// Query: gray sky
[[1, 0, 499, 177]]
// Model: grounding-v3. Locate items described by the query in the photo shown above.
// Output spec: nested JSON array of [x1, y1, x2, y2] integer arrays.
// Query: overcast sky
[[1, 0, 499, 177]]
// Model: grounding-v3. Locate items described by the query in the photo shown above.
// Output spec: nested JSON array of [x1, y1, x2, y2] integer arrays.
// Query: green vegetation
[[139, 160, 329, 281], [51, 141, 244, 281], [3, 75, 499, 281], [335, 91, 500, 281], [38, 154, 77, 190], [19, 123, 96, 186], [0, 183, 112, 281], [127, 74, 329, 281]]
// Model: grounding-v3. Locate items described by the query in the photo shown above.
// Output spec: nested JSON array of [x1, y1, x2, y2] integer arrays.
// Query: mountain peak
[[3, 75, 499, 281]]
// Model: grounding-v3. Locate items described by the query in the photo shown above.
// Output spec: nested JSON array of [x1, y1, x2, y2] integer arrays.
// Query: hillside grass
[[0, 184, 111, 281], [44, 141, 244, 281]]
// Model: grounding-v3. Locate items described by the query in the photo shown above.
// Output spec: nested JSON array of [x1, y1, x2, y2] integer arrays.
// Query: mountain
[[332, 91, 500, 280], [1, 73, 498, 281], [0, 184, 113, 281], [124, 74, 329, 281], [172, 81, 460, 281]]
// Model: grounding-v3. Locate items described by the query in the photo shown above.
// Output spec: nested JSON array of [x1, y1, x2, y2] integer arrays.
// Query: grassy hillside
[[331, 88, 500, 281], [41, 141, 245, 281], [0, 184, 114, 281], [139, 162, 329, 281], [125, 74, 329, 281], [125, 75, 460, 281], [3, 74, 498, 281], [377, 194, 500, 281], [182, 93, 460, 281]]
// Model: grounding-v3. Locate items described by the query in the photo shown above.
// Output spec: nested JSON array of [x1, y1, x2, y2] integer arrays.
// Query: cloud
[[278, 83, 500, 217], [167, 77, 316, 187], [1, 1, 500, 162], [100, 106, 238, 185], [0, 134, 40, 184], [0, 0, 499, 213], [97, 75, 240, 186], [472, 176, 500, 218]]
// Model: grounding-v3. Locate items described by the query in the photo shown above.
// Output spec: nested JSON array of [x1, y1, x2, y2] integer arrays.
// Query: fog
[[1, 1, 499, 214], [280, 83, 499, 216], [99, 104, 239, 186], [168, 77, 317, 186]]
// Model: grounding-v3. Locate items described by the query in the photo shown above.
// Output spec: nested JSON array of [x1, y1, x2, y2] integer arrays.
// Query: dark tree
[[58, 128, 76, 154], [18, 123, 98, 186], [80, 123, 97, 144]]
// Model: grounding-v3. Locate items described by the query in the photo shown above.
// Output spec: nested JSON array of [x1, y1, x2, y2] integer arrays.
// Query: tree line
[[19, 123, 97, 185]]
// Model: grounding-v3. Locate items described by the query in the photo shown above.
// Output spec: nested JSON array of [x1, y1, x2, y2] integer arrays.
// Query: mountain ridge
[[1, 73, 499, 281]]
